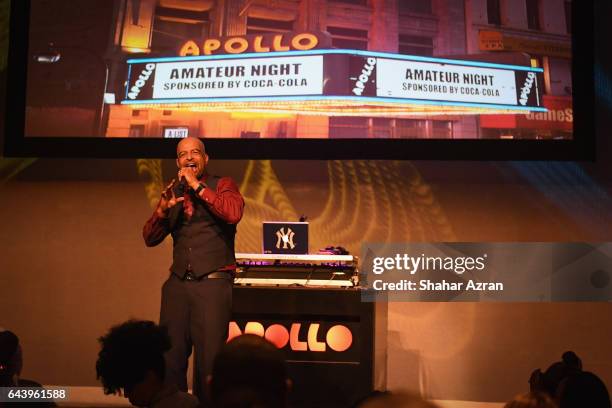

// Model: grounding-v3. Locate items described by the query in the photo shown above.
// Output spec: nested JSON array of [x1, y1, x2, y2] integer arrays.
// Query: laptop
[[263, 222, 309, 254]]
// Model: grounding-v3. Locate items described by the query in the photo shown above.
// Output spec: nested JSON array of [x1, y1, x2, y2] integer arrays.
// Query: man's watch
[[194, 183, 206, 195]]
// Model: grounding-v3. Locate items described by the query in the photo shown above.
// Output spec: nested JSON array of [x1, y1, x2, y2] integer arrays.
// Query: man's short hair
[[211, 334, 289, 408], [95, 320, 171, 395]]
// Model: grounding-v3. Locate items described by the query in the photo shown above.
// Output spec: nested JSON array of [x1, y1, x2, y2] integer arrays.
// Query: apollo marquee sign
[[178, 32, 324, 56], [123, 50, 545, 113], [133, 55, 323, 99]]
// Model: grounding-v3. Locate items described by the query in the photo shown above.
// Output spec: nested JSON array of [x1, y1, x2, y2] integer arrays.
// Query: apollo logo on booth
[[228, 322, 353, 352]]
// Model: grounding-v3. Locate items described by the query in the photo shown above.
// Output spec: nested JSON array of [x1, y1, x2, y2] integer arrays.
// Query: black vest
[[167, 176, 237, 278]]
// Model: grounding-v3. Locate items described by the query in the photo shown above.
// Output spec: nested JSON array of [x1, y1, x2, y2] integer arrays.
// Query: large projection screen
[[3, 0, 595, 159]]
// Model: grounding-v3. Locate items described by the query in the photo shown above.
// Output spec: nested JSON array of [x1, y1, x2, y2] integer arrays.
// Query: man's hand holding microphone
[[156, 164, 200, 218], [177, 163, 200, 190], [156, 178, 184, 218]]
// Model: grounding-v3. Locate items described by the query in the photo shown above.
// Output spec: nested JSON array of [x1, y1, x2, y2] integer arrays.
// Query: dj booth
[[230, 253, 374, 407]]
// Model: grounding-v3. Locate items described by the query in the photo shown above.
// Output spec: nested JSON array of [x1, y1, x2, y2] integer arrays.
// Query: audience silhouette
[[0, 329, 56, 407], [95, 320, 199, 408], [5, 324, 611, 408], [208, 334, 291, 408]]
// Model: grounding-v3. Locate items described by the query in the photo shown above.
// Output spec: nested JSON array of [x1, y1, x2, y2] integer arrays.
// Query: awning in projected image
[[122, 50, 547, 116], [122, 98, 534, 116]]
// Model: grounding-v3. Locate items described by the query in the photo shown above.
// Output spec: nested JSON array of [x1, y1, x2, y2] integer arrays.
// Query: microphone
[[177, 163, 197, 196]]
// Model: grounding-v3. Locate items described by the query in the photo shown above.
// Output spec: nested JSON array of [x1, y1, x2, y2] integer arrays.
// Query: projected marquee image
[[25, 0, 573, 140]]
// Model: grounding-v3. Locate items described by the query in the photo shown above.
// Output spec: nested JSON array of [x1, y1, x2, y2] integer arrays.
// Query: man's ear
[[176, 158, 181, 169], [204, 153, 209, 166]]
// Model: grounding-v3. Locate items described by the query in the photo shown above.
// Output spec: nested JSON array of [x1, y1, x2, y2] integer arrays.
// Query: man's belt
[[182, 270, 233, 281]]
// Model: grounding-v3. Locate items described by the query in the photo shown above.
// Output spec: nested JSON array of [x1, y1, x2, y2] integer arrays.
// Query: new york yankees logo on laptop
[[263, 221, 309, 254]]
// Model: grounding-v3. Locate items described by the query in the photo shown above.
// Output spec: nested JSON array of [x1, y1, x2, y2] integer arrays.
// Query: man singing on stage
[[142, 137, 244, 404]]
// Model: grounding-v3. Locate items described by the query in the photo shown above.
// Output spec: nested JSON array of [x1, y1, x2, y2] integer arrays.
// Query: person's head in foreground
[[95, 320, 197, 407], [0, 330, 22, 387], [557, 371, 611, 408], [353, 391, 440, 408], [529, 351, 583, 398], [209, 334, 291, 408], [504, 392, 556, 408]]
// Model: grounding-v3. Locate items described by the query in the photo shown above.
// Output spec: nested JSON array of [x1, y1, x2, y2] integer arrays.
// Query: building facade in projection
[[469, 0, 572, 139], [25, 0, 571, 140]]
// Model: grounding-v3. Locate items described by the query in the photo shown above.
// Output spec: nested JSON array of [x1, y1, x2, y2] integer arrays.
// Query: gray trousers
[[159, 273, 232, 405]]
